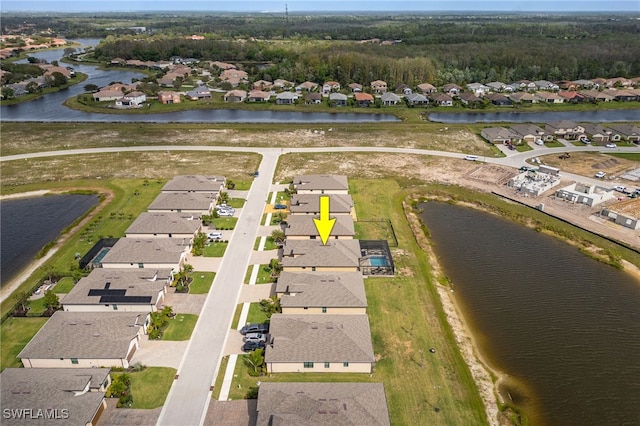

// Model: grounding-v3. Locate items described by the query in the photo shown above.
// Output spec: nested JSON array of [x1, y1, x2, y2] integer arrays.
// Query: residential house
[[395, 84, 412, 95], [247, 90, 271, 102], [275, 92, 298, 105], [545, 121, 586, 140], [354, 92, 374, 107], [579, 90, 615, 102], [61, 268, 172, 313], [348, 82, 363, 93], [255, 382, 391, 426], [535, 92, 564, 104], [110, 57, 125, 66], [157, 91, 181, 104], [508, 92, 538, 104], [556, 80, 577, 91], [370, 80, 387, 94], [293, 174, 349, 194], [486, 81, 510, 92], [582, 123, 611, 144], [273, 79, 294, 90], [380, 92, 401, 106], [125, 212, 202, 239], [92, 89, 124, 102], [265, 314, 375, 373], [466, 82, 490, 96], [186, 85, 212, 101], [19, 312, 147, 369], [224, 89, 247, 102], [555, 183, 615, 207], [416, 83, 437, 94], [219, 69, 248, 86], [252, 80, 273, 91], [405, 93, 429, 106], [604, 77, 632, 88], [276, 271, 367, 315], [289, 194, 356, 218], [512, 80, 537, 92], [279, 239, 361, 272], [115, 91, 146, 108], [429, 93, 453, 106], [0, 368, 110, 426], [485, 93, 513, 106], [481, 127, 521, 145], [558, 91, 585, 103], [322, 81, 341, 94], [573, 79, 597, 90], [604, 124, 640, 143], [533, 80, 559, 91], [442, 83, 462, 96], [156, 74, 178, 87], [210, 61, 236, 70], [284, 214, 355, 240], [147, 192, 216, 215], [6, 84, 28, 97], [303, 92, 322, 104], [296, 81, 319, 92], [99, 238, 190, 270], [329, 92, 348, 106], [603, 89, 639, 102], [510, 124, 550, 143], [600, 205, 640, 230], [162, 175, 226, 193]]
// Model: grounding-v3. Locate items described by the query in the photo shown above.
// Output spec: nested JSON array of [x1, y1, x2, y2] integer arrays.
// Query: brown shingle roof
[[293, 175, 349, 191], [276, 271, 367, 309], [125, 212, 201, 235], [285, 214, 355, 238], [280, 239, 361, 268], [161, 175, 225, 192], [289, 194, 354, 214], [100, 238, 188, 265]]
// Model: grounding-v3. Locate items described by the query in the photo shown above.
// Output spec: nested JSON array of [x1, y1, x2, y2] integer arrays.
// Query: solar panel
[[99, 295, 152, 304]]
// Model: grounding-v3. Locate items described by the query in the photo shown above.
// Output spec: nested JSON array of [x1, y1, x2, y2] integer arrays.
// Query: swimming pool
[[93, 247, 111, 264], [369, 256, 389, 267]]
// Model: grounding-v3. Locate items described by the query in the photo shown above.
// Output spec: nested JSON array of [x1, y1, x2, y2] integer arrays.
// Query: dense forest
[[4, 12, 640, 86]]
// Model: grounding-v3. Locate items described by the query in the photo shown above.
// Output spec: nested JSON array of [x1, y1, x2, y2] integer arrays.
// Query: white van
[[208, 232, 223, 240], [464, 155, 479, 161]]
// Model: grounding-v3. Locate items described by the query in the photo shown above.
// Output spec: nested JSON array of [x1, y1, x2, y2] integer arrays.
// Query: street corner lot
[[539, 152, 639, 182]]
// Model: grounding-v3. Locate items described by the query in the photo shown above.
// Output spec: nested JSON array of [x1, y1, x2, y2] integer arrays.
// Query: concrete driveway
[[130, 340, 188, 369]]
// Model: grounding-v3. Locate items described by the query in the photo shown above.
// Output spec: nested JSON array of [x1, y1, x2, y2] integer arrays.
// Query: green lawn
[[275, 191, 291, 202], [610, 152, 640, 161], [203, 242, 228, 257], [231, 180, 252, 191], [112, 367, 176, 409], [212, 217, 238, 230], [243, 264, 276, 284], [231, 304, 243, 330], [246, 303, 270, 325], [162, 314, 198, 341], [544, 141, 565, 148], [226, 198, 246, 208], [25, 297, 48, 316], [212, 355, 230, 400], [52, 277, 75, 293], [515, 143, 533, 152], [1, 317, 48, 371], [253, 236, 278, 251], [189, 272, 216, 294]]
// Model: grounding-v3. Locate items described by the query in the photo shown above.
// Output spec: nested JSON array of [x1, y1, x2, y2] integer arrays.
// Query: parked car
[[595, 171, 606, 178], [274, 203, 287, 210], [253, 171, 260, 178], [613, 185, 626, 193], [240, 323, 269, 335], [535, 139, 544, 146], [208, 232, 223, 240], [217, 209, 234, 217], [242, 340, 266, 352], [605, 143, 617, 148], [464, 155, 479, 161], [243, 333, 267, 343], [580, 138, 591, 144]]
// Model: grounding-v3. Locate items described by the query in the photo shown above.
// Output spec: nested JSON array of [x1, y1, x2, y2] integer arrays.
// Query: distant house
[[115, 91, 146, 108], [535, 92, 564, 104], [125, 212, 202, 239], [484, 93, 513, 106], [416, 83, 437, 94], [573, 79, 597, 90], [380, 92, 401, 106], [252, 79, 273, 91], [256, 382, 390, 426], [509, 92, 538, 104], [296, 81, 319, 92], [557, 80, 577, 91], [604, 124, 640, 143], [303, 92, 322, 104], [162, 175, 226, 193], [329, 92, 348, 106], [466, 82, 490, 96], [545, 121, 586, 140], [157, 91, 181, 104], [348, 82, 363, 93], [481, 127, 521, 145], [442, 83, 461, 96], [186, 85, 211, 101], [1, 368, 110, 426], [322, 81, 341, 94], [147, 192, 216, 215], [210, 61, 236, 70], [265, 314, 375, 373], [92, 89, 124, 102], [275, 92, 298, 105], [534, 80, 559, 91], [247, 90, 271, 103], [224, 89, 247, 102], [276, 271, 367, 314], [100, 238, 190, 270], [579, 90, 615, 102], [19, 311, 147, 369], [219, 69, 248, 86], [486, 81, 509, 92], [557, 91, 585, 103], [284, 214, 355, 240], [289, 194, 356, 218], [510, 124, 550, 143], [405, 93, 429, 106], [395, 84, 412, 95], [354, 92, 374, 107], [582, 123, 611, 144], [370, 80, 387, 94], [293, 174, 349, 194], [279, 239, 361, 272], [458, 92, 482, 105], [429, 93, 453, 106], [61, 268, 172, 313], [273, 79, 294, 90]]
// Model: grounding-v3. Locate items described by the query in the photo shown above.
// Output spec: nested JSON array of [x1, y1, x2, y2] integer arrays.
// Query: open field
[[536, 151, 640, 182]]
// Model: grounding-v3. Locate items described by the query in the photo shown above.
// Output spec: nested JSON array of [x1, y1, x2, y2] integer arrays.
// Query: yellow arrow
[[313, 195, 336, 245]]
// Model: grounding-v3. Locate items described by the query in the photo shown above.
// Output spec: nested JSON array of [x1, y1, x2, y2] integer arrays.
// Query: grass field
[[112, 367, 177, 409], [189, 272, 216, 294], [162, 314, 198, 341], [52, 277, 75, 293], [212, 217, 238, 230], [203, 242, 228, 257], [0, 317, 48, 371]]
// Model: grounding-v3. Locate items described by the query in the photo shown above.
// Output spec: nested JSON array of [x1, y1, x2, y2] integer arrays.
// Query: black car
[[240, 323, 269, 335], [242, 341, 266, 352], [274, 204, 287, 210]]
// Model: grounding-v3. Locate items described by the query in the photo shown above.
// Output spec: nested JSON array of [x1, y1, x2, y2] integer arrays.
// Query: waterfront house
[[161, 175, 226, 194], [545, 121, 586, 140], [370, 80, 387, 94], [380, 92, 401, 106], [579, 90, 614, 102], [510, 124, 550, 143], [535, 92, 564, 104], [289, 194, 355, 218], [279, 239, 361, 272], [508, 92, 538, 104], [125, 212, 202, 239], [348, 82, 363, 93], [147, 192, 217, 215], [354, 92, 374, 107], [256, 382, 390, 426], [19, 312, 147, 369], [247, 90, 271, 102], [265, 314, 375, 373], [1, 368, 110, 426], [224, 89, 247, 102], [275, 92, 298, 105], [185, 85, 211, 100], [157, 91, 181, 104], [405, 93, 429, 106], [555, 183, 615, 207], [284, 214, 355, 240], [276, 271, 367, 314], [429, 93, 453, 106], [293, 175, 349, 194], [558, 91, 585, 103], [329, 92, 348, 106], [484, 93, 513, 106], [92, 88, 123, 102], [481, 127, 521, 145], [115, 91, 146, 108], [99, 238, 190, 270]]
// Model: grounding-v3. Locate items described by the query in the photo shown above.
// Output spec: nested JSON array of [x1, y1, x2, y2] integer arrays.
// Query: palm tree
[[244, 348, 265, 376]]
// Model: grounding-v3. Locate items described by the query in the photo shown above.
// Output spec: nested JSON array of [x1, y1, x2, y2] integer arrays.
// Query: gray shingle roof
[[147, 192, 215, 212], [18, 312, 144, 360], [266, 314, 374, 363], [293, 175, 349, 191], [280, 239, 361, 268], [100, 238, 188, 265], [289, 194, 354, 214], [125, 212, 201, 235], [1, 368, 110, 426], [61, 269, 172, 307], [276, 271, 367, 309], [256, 382, 390, 426], [161, 175, 225, 192], [285, 214, 355, 238], [509, 124, 545, 137]]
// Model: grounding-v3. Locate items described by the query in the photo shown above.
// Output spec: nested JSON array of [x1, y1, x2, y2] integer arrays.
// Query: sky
[[1, 1, 639, 13]]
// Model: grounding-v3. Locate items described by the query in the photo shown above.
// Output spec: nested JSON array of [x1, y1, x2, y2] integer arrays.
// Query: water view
[[0, 194, 99, 287], [420, 202, 640, 426]]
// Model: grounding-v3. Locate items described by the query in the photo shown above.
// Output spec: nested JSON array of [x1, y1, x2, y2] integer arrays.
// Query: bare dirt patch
[[538, 152, 639, 182]]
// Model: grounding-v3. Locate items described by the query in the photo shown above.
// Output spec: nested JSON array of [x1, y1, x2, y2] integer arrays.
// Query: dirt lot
[[537, 151, 639, 183]]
